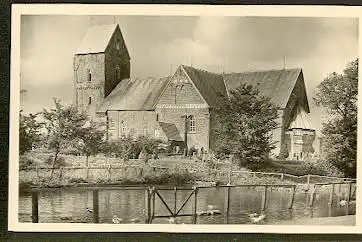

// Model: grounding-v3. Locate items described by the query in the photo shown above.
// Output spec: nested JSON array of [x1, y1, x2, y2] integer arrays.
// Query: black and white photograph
[[9, 5, 360, 232]]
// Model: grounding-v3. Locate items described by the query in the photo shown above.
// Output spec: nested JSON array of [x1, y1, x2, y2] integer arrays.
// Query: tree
[[75, 121, 107, 166], [314, 59, 358, 178], [19, 110, 42, 155], [213, 84, 279, 170], [43, 99, 88, 177]]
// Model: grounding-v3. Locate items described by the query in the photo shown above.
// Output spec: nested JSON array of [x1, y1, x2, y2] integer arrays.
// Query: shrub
[[19, 156, 34, 170], [301, 157, 343, 177], [45, 155, 67, 167]]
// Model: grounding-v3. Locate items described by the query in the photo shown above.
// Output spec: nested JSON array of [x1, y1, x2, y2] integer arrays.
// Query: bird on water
[[112, 215, 122, 224], [249, 213, 266, 223]]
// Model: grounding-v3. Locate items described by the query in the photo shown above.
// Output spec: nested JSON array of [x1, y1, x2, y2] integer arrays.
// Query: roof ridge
[[182, 65, 223, 77], [225, 68, 302, 75]]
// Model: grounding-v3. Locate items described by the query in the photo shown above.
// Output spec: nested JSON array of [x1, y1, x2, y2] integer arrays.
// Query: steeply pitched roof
[[223, 68, 302, 109], [181, 65, 228, 107], [158, 122, 183, 141], [76, 24, 118, 55], [97, 77, 169, 112]]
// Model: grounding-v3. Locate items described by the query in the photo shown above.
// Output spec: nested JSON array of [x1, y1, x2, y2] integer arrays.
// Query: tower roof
[[75, 24, 118, 55]]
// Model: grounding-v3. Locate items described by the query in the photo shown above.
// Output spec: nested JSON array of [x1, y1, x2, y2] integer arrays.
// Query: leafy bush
[[301, 157, 343, 177], [19, 156, 34, 170], [46, 155, 67, 167]]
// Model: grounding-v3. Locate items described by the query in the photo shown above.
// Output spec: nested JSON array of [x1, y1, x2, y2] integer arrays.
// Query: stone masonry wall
[[74, 53, 105, 120]]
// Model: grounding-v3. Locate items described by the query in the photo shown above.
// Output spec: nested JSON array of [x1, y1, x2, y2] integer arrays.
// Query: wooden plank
[[288, 186, 296, 209], [261, 185, 268, 212], [174, 186, 177, 215], [155, 190, 174, 216], [144, 188, 149, 223], [329, 184, 335, 206], [92, 189, 99, 223], [347, 182, 352, 203], [152, 189, 155, 220], [307, 174, 310, 191], [224, 186, 231, 224], [193, 187, 198, 224], [31, 191, 39, 223], [176, 190, 195, 215]]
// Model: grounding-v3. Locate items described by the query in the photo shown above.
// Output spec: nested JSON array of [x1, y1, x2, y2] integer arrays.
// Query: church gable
[[156, 66, 207, 107]]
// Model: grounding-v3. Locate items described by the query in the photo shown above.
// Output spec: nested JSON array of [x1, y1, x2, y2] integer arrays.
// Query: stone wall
[[74, 53, 105, 120], [107, 110, 159, 140]]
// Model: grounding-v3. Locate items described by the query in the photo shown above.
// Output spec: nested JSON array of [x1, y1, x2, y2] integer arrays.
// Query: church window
[[109, 118, 115, 130], [116, 65, 121, 80], [88, 97, 92, 105], [120, 120, 127, 134], [116, 40, 120, 51], [87, 69, 92, 82], [156, 113, 159, 122], [189, 115, 196, 133]]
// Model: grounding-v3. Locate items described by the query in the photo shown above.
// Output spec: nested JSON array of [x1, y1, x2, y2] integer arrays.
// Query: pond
[[18, 185, 356, 225]]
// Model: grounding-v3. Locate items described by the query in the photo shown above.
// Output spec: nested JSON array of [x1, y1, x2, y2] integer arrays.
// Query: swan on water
[[206, 209, 222, 215], [112, 215, 122, 224], [131, 218, 140, 223], [168, 217, 176, 224], [339, 200, 347, 206], [249, 213, 266, 223]]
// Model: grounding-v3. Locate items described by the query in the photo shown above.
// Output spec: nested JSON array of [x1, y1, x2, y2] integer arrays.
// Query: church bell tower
[[73, 23, 131, 119]]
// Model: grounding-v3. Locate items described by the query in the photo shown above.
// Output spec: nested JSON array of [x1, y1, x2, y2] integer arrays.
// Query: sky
[[20, 15, 358, 131]]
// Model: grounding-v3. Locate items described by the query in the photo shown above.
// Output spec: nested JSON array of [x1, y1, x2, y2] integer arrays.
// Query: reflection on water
[[18, 186, 356, 224]]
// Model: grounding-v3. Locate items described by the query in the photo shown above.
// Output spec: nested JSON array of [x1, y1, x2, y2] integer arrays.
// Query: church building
[[73, 24, 316, 160]]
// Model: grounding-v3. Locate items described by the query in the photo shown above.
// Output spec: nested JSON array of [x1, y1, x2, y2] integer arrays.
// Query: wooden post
[[228, 170, 232, 185], [152, 188, 155, 220], [347, 182, 352, 204], [309, 186, 315, 207], [59, 167, 63, 179], [261, 185, 267, 212], [31, 191, 39, 223], [86, 165, 89, 180], [224, 186, 231, 224], [337, 183, 341, 203], [193, 187, 198, 224], [36, 166, 39, 179], [288, 186, 296, 209], [174, 186, 177, 215], [92, 189, 99, 223], [144, 188, 149, 223], [306, 174, 310, 191], [329, 184, 335, 206], [108, 164, 111, 181], [148, 187, 153, 224]]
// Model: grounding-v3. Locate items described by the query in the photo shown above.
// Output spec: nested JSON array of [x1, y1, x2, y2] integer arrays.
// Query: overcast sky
[[20, 15, 358, 131]]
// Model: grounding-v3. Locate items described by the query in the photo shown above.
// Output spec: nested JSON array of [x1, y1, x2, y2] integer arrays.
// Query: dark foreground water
[[18, 186, 356, 225]]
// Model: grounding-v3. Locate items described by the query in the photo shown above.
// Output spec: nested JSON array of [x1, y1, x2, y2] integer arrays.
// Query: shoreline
[[271, 215, 356, 226]]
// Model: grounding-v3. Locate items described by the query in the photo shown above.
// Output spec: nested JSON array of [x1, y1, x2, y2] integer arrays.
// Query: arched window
[[189, 115, 196, 133], [120, 120, 127, 134], [116, 65, 121, 80], [156, 113, 159, 122], [116, 40, 120, 51], [88, 97, 92, 105], [87, 69, 92, 82]]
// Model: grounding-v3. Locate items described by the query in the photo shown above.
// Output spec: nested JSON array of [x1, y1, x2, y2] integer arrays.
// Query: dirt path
[[271, 215, 356, 226]]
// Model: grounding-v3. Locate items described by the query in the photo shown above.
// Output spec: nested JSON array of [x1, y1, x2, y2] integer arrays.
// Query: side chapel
[[73, 24, 316, 160]]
